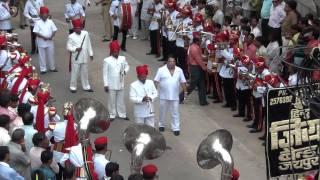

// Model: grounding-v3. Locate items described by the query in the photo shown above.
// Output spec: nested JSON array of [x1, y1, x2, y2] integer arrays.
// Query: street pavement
[[13, 1, 267, 179]]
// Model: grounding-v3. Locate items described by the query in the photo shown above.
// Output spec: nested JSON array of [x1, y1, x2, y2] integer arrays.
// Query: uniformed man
[[65, 0, 85, 34], [0, 0, 12, 32], [129, 65, 158, 127], [93, 136, 110, 180], [24, 0, 44, 54], [33, 6, 58, 74], [103, 40, 130, 121], [146, 0, 163, 57], [67, 19, 94, 93], [96, 0, 113, 42]]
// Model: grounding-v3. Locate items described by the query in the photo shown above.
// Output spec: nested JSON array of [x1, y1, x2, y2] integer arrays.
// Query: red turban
[[109, 40, 120, 55], [40, 6, 49, 15], [94, 136, 108, 146], [142, 164, 158, 178], [72, 19, 82, 29], [28, 78, 40, 90], [193, 13, 203, 23], [136, 64, 148, 76]]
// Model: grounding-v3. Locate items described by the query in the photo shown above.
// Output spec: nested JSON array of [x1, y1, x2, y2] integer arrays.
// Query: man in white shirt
[[65, 0, 85, 34], [0, 114, 11, 146], [93, 136, 110, 180], [250, 16, 262, 38], [147, 0, 163, 57], [67, 19, 94, 93], [21, 112, 37, 153], [33, 6, 58, 74], [154, 56, 187, 136], [0, 146, 24, 180], [24, 0, 44, 54], [103, 40, 130, 121], [0, 0, 12, 32], [268, 0, 285, 45], [130, 65, 158, 127], [140, 0, 152, 40]]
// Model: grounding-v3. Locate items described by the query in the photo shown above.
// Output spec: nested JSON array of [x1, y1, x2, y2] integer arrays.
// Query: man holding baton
[[67, 19, 94, 93]]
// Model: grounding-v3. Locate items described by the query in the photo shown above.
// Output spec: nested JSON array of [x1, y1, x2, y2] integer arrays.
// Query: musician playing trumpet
[[130, 65, 158, 127], [65, 0, 85, 34]]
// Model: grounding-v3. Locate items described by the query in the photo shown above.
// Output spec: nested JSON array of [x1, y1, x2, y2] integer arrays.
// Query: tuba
[[124, 124, 166, 174], [73, 98, 110, 142], [197, 129, 234, 180]]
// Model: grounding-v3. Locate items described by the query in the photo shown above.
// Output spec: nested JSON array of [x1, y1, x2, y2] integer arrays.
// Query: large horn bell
[[197, 129, 234, 180], [73, 98, 110, 136], [123, 124, 166, 174]]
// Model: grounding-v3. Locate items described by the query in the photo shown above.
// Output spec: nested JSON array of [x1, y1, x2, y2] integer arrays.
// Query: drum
[[118, 3, 133, 31]]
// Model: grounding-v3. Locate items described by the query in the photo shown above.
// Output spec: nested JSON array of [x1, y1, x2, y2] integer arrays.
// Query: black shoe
[[70, 89, 77, 93], [258, 136, 265, 140], [173, 131, 180, 136], [231, 107, 237, 111], [159, 127, 165, 132], [40, 71, 47, 74], [24, 24, 28, 27], [200, 102, 209, 106], [243, 118, 252, 122], [262, 142, 265, 146], [157, 58, 166, 61], [213, 100, 222, 103], [155, 54, 161, 58], [246, 124, 255, 128], [222, 104, 230, 108], [207, 95, 217, 99], [20, 25, 25, 29], [233, 114, 244, 117], [121, 47, 126, 51], [109, 118, 115, 122], [31, 50, 36, 54], [146, 52, 155, 55], [50, 69, 58, 72], [102, 38, 110, 42], [249, 129, 262, 133], [84, 89, 94, 92], [120, 117, 129, 120]]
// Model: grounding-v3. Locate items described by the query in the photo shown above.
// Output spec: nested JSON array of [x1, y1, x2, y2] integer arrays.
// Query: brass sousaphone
[[197, 129, 234, 180], [73, 98, 110, 141], [124, 124, 166, 174]]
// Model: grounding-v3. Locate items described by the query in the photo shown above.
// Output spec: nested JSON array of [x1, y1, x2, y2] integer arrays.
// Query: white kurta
[[33, 18, 58, 72], [0, 2, 11, 30], [130, 79, 158, 126], [24, 0, 43, 26], [67, 30, 93, 90], [103, 55, 129, 119], [0, 50, 12, 71], [93, 153, 109, 180]]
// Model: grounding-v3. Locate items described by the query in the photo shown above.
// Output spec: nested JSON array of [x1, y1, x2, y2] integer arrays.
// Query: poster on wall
[[266, 85, 320, 178]]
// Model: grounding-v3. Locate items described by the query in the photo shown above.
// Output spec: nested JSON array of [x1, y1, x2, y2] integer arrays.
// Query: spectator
[[9, 94, 23, 132], [31, 169, 45, 180], [281, 0, 298, 54], [212, 2, 224, 26], [268, 0, 285, 46], [93, 136, 110, 180], [266, 33, 280, 73], [254, 36, 267, 58], [250, 16, 261, 38], [140, 0, 153, 40], [8, 128, 31, 179], [231, 6, 242, 26], [105, 162, 120, 180], [260, 0, 272, 37], [63, 163, 76, 180], [0, 89, 17, 122], [30, 132, 59, 173], [0, 146, 24, 179], [38, 150, 56, 180], [22, 112, 37, 152], [111, 174, 124, 180], [0, 114, 11, 145], [244, 33, 257, 60]]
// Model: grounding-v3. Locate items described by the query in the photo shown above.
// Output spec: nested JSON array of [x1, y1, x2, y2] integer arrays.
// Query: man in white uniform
[[103, 40, 130, 121], [65, 0, 85, 34], [33, 6, 58, 74], [0, 0, 12, 32], [0, 34, 11, 81], [67, 19, 93, 93], [93, 136, 109, 180], [24, 0, 44, 54], [130, 65, 158, 127], [154, 56, 187, 136]]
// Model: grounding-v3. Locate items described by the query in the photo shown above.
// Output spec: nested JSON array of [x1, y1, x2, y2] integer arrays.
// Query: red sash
[[120, 3, 132, 31]]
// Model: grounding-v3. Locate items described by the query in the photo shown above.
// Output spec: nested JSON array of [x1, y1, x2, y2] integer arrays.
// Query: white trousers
[[38, 44, 55, 72], [107, 89, 126, 118], [159, 99, 180, 131], [129, 6, 139, 37], [70, 63, 91, 90], [135, 116, 155, 127]]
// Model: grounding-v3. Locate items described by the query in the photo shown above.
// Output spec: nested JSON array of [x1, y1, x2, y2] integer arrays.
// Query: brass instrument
[[197, 129, 234, 180], [9, 6, 18, 17], [124, 124, 166, 175]]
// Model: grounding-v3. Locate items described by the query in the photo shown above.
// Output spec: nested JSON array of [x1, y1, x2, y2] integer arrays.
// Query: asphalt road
[[12, 1, 267, 179]]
